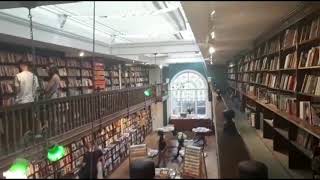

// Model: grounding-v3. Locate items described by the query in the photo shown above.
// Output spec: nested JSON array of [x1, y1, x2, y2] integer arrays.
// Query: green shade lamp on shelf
[[144, 88, 152, 97], [3, 158, 30, 179], [47, 145, 65, 162]]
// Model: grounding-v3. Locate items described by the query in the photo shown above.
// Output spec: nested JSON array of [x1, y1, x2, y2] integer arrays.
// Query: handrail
[[0, 85, 162, 158]]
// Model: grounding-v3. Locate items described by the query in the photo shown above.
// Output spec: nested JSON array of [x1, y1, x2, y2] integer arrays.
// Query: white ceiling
[[181, 1, 302, 64], [0, 1, 201, 65], [0, 1, 195, 44], [0, 1, 305, 66]]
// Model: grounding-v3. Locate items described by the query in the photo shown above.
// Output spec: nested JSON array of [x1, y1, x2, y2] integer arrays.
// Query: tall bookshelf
[[25, 107, 152, 179], [226, 12, 320, 173], [0, 45, 150, 107]]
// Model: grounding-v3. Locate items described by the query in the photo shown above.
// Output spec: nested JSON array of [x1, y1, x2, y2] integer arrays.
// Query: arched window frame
[[169, 70, 208, 117]]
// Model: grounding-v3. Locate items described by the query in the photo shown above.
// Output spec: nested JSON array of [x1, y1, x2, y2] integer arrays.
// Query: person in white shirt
[[14, 61, 39, 104]]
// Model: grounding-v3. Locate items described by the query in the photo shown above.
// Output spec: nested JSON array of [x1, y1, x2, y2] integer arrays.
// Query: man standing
[[14, 61, 39, 104]]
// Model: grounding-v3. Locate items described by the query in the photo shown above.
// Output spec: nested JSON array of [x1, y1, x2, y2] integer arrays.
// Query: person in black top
[[157, 130, 167, 168], [78, 142, 104, 179]]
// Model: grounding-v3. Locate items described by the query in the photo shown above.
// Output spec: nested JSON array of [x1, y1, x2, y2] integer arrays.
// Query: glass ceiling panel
[[0, 1, 193, 44]]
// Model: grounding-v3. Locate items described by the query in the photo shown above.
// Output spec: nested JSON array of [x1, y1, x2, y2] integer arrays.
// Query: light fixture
[[133, 60, 135, 64], [209, 47, 215, 54], [47, 145, 65, 162], [3, 158, 29, 179], [210, 10, 215, 16], [79, 52, 84, 57], [144, 88, 152, 97], [211, 31, 215, 39], [159, 64, 163, 69]]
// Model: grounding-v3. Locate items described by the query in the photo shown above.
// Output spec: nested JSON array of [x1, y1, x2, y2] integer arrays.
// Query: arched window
[[170, 70, 208, 116]]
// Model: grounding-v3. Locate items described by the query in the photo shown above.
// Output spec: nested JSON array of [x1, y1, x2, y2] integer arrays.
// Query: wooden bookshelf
[[225, 11, 320, 173], [25, 107, 152, 179]]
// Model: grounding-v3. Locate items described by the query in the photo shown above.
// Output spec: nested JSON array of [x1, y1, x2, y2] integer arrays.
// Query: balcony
[[0, 84, 168, 166]]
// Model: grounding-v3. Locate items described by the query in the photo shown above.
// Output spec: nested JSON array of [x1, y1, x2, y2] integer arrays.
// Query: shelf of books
[[226, 13, 320, 172], [25, 107, 152, 179], [81, 59, 94, 94]]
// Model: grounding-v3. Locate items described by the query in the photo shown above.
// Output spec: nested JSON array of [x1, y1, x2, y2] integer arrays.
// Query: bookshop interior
[[1, 1, 320, 179]]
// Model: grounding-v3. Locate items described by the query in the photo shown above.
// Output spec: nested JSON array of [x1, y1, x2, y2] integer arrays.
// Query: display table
[[169, 116, 212, 131], [192, 127, 212, 148], [156, 125, 175, 133], [155, 168, 181, 179], [147, 148, 159, 159]]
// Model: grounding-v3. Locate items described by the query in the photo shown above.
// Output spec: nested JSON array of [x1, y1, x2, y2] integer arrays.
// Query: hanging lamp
[[2, 158, 30, 179], [47, 145, 66, 162]]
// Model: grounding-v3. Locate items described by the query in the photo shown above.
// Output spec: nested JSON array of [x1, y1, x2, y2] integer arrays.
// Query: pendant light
[[3, 158, 30, 179], [144, 88, 152, 97], [47, 145, 66, 162]]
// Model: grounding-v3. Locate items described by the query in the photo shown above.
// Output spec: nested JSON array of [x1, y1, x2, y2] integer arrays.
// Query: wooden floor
[[108, 131, 218, 179]]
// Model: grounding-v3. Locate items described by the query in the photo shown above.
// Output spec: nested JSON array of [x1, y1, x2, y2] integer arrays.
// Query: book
[[309, 17, 320, 40], [311, 103, 320, 126], [299, 101, 312, 124]]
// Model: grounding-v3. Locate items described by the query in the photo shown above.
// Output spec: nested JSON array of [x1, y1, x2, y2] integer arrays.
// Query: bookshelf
[[226, 12, 320, 172], [25, 107, 152, 179], [0, 44, 150, 108]]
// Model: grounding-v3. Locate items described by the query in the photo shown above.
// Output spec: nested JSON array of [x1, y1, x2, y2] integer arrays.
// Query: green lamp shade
[[144, 88, 152, 97], [47, 145, 65, 162], [3, 158, 29, 179]]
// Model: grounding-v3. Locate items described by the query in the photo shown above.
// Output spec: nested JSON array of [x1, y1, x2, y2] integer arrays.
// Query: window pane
[[197, 100, 205, 106], [197, 107, 206, 115]]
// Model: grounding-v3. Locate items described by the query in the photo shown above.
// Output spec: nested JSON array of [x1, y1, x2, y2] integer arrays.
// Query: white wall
[[151, 102, 164, 130]]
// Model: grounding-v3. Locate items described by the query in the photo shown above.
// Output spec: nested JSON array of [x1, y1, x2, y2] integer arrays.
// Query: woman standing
[[45, 65, 60, 99]]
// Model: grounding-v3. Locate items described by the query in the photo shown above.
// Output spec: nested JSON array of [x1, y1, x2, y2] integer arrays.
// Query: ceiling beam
[[111, 41, 199, 55]]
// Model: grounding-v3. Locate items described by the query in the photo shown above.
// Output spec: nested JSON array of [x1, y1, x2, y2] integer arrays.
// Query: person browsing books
[[45, 65, 60, 99], [14, 61, 39, 104]]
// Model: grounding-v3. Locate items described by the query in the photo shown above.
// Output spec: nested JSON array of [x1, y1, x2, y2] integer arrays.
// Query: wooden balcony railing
[[0, 85, 158, 158]]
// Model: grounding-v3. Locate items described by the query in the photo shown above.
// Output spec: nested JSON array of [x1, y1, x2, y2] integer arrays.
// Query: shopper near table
[[173, 132, 186, 160], [14, 61, 39, 104], [157, 130, 167, 167], [45, 65, 60, 99]]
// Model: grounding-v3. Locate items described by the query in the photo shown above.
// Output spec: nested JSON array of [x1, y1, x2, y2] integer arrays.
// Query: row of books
[[66, 59, 81, 67], [300, 17, 320, 43], [0, 80, 14, 94], [67, 78, 93, 87], [301, 74, 320, 95], [278, 95, 297, 115], [67, 69, 81, 77], [58, 68, 68, 77], [261, 56, 280, 71], [283, 52, 297, 69], [296, 129, 319, 153], [279, 74, 296, 91], [239, 56, 281, 72], [299, 101, 320, 126], [227, 68, 236, 73], [283, 28, 298, 48], [82, 61, 92, 69], [81, 70, 92, 77], [36, 67, 48, 77], [264, 38, 280, 55], [299, 46, 320, 67], [0, 66, 19, 77], [228, 74, 236, 80]]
